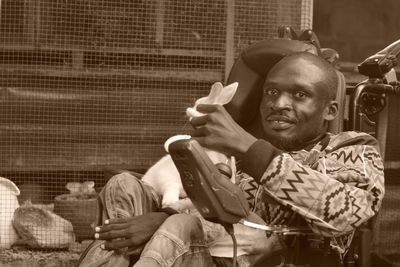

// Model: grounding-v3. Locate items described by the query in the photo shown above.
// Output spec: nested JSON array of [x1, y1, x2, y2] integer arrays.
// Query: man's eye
[[265, 88, 278, 96], [294, 91, 307, 98]]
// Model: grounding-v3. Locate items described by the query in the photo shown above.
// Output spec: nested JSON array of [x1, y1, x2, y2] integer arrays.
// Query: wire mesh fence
[[0, 0, 312, 251]]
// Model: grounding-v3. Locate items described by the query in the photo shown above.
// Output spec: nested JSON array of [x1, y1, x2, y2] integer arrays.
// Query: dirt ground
[[0, 240, 92, 267]]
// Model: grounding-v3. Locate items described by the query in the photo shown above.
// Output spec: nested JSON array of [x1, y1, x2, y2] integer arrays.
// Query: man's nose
[[271, 93, 292, 110]]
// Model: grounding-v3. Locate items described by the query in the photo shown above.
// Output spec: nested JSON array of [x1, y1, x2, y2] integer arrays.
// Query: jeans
[[136, 213, 213, 267], [78, 172, 214, 267]]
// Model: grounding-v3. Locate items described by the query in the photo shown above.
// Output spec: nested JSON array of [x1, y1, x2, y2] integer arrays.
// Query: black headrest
[[224, 39, 319, 137]]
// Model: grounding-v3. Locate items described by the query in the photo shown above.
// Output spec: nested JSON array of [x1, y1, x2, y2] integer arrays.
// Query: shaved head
[[270, 52, 338, 102]]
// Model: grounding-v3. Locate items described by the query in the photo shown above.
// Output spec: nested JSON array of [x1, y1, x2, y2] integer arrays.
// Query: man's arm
[[190, 104, 384, 236], [241, 132, 385, 236]]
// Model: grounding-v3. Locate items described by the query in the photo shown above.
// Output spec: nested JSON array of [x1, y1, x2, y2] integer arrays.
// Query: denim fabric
[[135, 214, 214, 267], [78, 239, 130, 267], [100, 172, 161, 221], [79, 172, 214, 267]]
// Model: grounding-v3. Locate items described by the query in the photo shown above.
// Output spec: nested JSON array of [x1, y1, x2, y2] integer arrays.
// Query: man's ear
[[324, 100, 339, 121]]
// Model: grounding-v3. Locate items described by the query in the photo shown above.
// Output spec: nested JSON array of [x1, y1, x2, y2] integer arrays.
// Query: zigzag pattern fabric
[[238, 131, 384, 252]]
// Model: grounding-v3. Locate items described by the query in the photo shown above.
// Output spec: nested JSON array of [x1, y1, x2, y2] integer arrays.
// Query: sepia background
[[0, 0, 399, 266]]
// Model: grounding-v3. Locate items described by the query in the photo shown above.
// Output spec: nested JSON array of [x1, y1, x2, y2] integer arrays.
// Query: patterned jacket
[[238, 131, 385, 253]]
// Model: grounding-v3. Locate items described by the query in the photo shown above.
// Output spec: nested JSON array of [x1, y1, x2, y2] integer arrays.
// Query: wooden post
[[301, 0, 314, 30], [72, 50, 84, 69], [35, 0, 41, 44], [23, 0, 37, 44], [155, 0, 165, 47], [276, 1, 288, 30], [224, 0, 235, 83]]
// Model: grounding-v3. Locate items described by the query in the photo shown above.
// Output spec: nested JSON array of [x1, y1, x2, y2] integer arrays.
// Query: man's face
[[259, 57, 334, 151]]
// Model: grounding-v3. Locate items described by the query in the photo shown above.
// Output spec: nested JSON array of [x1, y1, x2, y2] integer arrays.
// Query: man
[[79, 52, 384, 267]]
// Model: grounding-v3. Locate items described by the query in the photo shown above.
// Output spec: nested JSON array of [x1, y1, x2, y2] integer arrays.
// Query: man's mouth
[[266, 115, 295, 130]]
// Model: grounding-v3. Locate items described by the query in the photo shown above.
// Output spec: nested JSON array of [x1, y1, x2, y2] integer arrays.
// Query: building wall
[[314, 0, 400, 169], [314, 0, 400, 62]]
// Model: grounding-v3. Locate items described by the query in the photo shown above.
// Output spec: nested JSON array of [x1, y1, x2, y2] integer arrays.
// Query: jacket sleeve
[[241, 135, 385, 236]]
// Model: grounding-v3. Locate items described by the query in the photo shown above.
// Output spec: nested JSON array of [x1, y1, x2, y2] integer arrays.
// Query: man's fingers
[[195, 104, 220, 113], [96, 228, 128, 240], [190, 115, 208, 128], [105, 217, 130, 225], [190, 127, 209, 137], [96, 222, 128, 233]]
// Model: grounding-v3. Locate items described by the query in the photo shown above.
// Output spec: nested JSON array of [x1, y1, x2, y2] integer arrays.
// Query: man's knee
[[158, 214, 206, 245], [105, 171, 141, 190], [101, 172, 160, 219], [139, 214, 211, 267]]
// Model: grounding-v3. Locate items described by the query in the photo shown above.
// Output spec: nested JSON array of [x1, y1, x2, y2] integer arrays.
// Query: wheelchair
[[96, 27, 399, 267], [220, 27, 400, 267]]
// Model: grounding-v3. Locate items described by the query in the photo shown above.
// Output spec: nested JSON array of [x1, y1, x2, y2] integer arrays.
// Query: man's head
[[259, 52, 339, 151]]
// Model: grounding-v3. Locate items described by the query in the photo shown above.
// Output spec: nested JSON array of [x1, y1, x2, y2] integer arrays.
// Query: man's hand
[[241, 234, 283, 255], [239, 213, 286, 263], [190, 104, 257, 158], [94, 212, 169, 251]]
